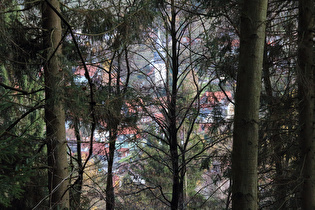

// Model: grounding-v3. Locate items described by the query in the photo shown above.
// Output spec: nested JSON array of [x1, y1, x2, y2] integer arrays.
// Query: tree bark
[[298, 0, 315, 209], [106, 51, 124, 210], [70, 118, 83, 209], [42, 0, 69, 208], [169, 1, 181, 209], [232, 0, 268, 209], [106, 128, 117, 210]]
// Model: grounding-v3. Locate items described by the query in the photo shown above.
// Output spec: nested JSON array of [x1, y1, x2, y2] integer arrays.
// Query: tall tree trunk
[[106, 128, 117, 210], [106, 52, 123, 210], [232, 0, 268, 209], [298, 0, 315, 209], [42, 0, 69, 209], [169, 0, 181, 209]]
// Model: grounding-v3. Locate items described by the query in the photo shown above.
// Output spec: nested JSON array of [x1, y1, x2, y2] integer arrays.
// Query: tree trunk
[[42, 0, 69, 209], [106, 128, 117, 210], [70, 118, 83, 209], [169, 1, 182, 209], [232, 0, 268, 209], [106, 52, 124, 210], [262, 46, 287, 209], [298, 0, 315, 209]]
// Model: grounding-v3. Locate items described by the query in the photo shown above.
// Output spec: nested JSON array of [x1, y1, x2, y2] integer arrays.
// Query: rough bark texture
[[170, 1, 182, 209], [106, 52, 124, 210], [298, 0, 315, 209], [231, 0, 268, 209], [42, 0, 69, 208], [106, 128, 117, 210]]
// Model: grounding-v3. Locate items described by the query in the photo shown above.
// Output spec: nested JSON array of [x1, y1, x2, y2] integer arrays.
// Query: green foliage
[[0, 132, 46, 208], [0, 0, 306, 209], [0, 5, 46, 205], [200, 156, 212, 170]]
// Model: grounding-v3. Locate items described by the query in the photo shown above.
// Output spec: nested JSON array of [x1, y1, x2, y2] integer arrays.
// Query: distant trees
[[128, 0, 229, 209], [98, 3, 154, 209], [1, 0, 315, 209], [59, 1, 155, 209], [258, 1, 299, 208]]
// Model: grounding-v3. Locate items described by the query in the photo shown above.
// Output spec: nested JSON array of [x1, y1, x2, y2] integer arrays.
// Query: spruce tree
[[42, 0, 69, 208], [232, 0, 268, 209]]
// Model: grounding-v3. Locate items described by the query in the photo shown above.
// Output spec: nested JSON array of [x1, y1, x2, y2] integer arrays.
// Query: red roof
[[80, 142, 130, 157], [75, 65, 98, 77], [201, 91, 232, 108]]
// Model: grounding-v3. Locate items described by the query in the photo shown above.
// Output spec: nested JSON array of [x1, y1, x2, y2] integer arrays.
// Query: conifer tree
[[0, 1, 47, 208], [298, 0, 315, 208], [131, 1, 222, 208], [42, 0, 69, 208], [232, 0, 268, 209]]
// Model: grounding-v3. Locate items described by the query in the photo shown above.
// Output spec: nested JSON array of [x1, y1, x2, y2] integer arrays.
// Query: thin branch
[[0, 82, 29, 94], [0, 104, 44, 138]]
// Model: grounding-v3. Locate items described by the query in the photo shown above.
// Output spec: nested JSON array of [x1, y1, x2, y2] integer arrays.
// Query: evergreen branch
[[0, 105, 44, 138], [32, 169, 75, 210], [0, 104, 44, 138], [0, 82, 28, 94], [0, 1, 41, 14], [0, 81, 44, 96], [193, 179, 229, 208], [218, 79, 235, 105]]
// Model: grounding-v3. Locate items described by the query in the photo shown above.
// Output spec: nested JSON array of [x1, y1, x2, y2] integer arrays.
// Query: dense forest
[[0, 0, 314, 209]]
